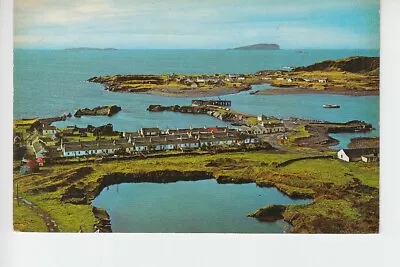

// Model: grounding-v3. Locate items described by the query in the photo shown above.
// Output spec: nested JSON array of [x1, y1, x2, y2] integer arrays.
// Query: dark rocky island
[[74, 105, 122, 117], [230, 43, 280, 50]]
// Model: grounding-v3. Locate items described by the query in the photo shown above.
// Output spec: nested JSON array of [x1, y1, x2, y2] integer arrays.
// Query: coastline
[[252, 87, 380, 96]]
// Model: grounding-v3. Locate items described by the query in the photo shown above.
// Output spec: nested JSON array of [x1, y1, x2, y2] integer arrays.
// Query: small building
[[36, 157, 45, 166], [62, 140, 124, 157], [260, 122, 286, 133], [242, 135, 259, 144], [250, 123, 285, 135], [361, 155, 379, 163], [42, 125, 57, 135], [140, 127, 161, 137], [257, 115, 268, 122], [337, 147, 379, 162], [177, 138, 200, 149], [133, 142, 150, 152], [251, 125, 267, 135], [206, 126, 228, 133], [20, 165, 31, 174]]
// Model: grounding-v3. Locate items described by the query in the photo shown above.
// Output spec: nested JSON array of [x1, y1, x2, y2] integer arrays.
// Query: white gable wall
[[337, 150, 350, 162]]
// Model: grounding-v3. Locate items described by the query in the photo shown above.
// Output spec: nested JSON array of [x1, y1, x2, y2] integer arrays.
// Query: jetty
[[192, 99, 231, 107]]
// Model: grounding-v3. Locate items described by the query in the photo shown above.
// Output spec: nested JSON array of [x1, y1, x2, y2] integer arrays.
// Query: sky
[[14, 0, 380, 49]]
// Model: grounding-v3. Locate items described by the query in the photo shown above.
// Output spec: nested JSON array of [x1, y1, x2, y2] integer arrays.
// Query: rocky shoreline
[[293, 121, 373, 151], [148, 104, 251, 125]]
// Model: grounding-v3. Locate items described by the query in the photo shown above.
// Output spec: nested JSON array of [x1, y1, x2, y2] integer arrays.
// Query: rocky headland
[[87, 74, 252, 97]]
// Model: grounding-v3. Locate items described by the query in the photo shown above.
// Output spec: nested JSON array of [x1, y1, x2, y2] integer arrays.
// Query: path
[[15, 197, 59, 232]]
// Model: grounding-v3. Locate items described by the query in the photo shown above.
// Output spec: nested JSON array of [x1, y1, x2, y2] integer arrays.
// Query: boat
[[323, 104, 340, 108]]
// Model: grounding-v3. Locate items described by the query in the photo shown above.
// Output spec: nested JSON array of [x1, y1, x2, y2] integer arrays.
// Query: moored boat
[[323, 104, 340, 108]]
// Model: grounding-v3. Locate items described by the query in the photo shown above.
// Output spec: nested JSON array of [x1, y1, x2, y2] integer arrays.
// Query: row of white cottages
[[240, 123, 286, 135], [61, 134, 259, 157]]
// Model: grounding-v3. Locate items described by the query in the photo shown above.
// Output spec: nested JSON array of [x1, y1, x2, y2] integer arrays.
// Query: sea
[[14, 49, 379, 232]]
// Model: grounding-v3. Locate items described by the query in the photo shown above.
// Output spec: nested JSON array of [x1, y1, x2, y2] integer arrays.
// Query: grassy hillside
[[13, 151, 379, 233], [294, 56, 379, 75]]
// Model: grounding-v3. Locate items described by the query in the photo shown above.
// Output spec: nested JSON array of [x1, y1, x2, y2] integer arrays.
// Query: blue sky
[[14, 0, 380, 49]]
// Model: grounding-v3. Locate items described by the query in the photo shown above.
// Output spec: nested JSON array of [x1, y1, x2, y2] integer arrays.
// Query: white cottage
[[42, 125, 57, 135], [337, 148, 379, 162]]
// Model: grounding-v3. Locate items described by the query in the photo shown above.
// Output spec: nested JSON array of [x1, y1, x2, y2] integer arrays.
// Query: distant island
[[230, 43, 280, 50], [64, 47, 117, 51]]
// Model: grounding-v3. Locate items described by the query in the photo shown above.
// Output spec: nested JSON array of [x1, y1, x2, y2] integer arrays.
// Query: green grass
[[14, 119, 39, 126], [289, 125, 311, 142], [268, 70, 378, 91], [13, 200, 48, 232], [13, 151, 379, 233]]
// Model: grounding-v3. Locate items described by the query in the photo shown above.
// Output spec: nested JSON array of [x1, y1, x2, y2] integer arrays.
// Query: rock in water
[[74, 105, 122, 117]]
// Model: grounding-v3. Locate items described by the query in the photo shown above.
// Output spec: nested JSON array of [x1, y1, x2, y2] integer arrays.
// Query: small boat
[[323, 104, 340, 108]]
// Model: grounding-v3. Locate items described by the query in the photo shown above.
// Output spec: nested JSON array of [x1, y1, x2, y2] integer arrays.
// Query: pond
[[92, 179, 311, 233]]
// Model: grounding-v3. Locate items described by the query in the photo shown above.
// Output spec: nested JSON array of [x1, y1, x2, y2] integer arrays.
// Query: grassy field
[[13, 200, 48, 232], [268, 70, 378, 91], [13, 151, 379, 233]]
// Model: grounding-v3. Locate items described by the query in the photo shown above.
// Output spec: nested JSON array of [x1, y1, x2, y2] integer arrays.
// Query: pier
[[192, 99, 231, 107]]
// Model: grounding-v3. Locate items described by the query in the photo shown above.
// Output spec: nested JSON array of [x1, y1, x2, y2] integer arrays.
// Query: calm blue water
[[92, 179, 311, 233], [14, 49, 379, 149]]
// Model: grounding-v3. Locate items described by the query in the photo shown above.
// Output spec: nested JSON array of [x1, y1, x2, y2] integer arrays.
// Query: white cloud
[[13, 0, 380, 49]]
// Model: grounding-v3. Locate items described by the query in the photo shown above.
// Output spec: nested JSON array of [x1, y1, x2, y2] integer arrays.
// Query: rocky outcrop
[[74, 105, 121, 117], [320, 120, 373, 133], [293, 56, 379, 74], [85, 124, 115, 135], [147, 104, 247, 124], [216, 175, 254, 184], [247, 205, 287, 222], [92, 207, 112, 233]]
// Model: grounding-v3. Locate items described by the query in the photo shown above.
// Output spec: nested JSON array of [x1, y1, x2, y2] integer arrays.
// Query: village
[[14, 117, 268, 173], [13, 98, 379, 174]]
